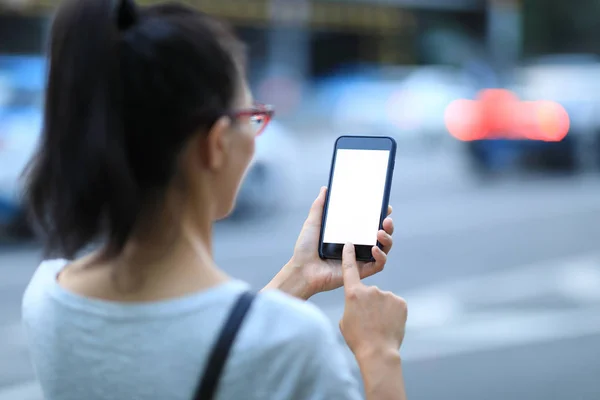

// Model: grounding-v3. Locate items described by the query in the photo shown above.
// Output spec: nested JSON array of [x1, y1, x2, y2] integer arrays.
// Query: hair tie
[[117, 0, 138, 31]]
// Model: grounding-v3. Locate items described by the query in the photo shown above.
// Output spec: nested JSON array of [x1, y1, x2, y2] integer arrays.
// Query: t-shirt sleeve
[[290, 308, 364, 400]]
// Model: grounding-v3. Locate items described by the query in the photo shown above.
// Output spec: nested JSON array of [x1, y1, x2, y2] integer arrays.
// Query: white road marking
[[402, 254, 600, 308], [402, 254, 600, 361], [556, 259, 600, 303], [0, 382, 42, 400], [403, 306, 600, 362]]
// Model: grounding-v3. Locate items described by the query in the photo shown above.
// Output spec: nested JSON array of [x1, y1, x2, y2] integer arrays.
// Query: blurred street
[[3, 0, 600, 398], [1, 137, 599, 400]]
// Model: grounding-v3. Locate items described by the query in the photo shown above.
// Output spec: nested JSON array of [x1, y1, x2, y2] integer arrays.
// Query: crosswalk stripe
[[0, 381, 42, 400], [320, 253, 600, 360]]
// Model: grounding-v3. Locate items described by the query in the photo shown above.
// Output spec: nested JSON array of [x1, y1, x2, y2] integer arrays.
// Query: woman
[[21, 0, 408, 399]]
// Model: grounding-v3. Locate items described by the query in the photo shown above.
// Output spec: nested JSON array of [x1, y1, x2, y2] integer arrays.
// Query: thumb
[[305, 186, 327, 226]]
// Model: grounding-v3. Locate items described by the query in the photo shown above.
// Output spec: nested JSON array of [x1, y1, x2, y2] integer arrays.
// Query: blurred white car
[[232, 120, 301, 218], [0, 108, 42, 209], [310, 65, 478, 144], [512, 53, 600, 170], [515, 54, 600, 137]]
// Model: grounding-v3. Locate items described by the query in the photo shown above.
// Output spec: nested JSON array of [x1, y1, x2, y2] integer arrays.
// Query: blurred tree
[[415, 9, 486, 66], [523, 0, 600, 57], [0, 15, 46, 54]]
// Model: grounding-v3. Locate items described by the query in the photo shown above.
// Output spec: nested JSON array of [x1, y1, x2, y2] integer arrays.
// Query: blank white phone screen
[[323, 149, 390, 246]]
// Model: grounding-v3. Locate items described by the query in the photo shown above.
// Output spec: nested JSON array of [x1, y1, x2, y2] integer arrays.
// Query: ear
[[203, 116, 232, 171]]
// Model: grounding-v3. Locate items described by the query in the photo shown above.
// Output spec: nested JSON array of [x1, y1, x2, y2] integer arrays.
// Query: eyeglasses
[[231, 103, 274, 137]]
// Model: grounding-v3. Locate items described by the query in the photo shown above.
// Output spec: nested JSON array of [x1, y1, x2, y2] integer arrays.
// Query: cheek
[[228, 133, 255, 183], [248, 136, 256, 161], [242, 133, 256, 167]]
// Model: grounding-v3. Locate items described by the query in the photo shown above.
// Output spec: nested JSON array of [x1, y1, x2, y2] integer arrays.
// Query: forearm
[[356, 348, 407, 400]]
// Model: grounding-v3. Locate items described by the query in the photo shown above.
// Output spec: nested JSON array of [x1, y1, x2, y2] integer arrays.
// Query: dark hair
[[22, 0, 245, 259]]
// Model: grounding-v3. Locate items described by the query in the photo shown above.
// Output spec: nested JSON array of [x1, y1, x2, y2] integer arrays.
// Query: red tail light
[[445, 89, 570, 142]]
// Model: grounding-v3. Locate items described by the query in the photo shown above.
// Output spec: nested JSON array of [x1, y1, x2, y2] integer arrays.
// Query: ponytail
[[22, 0, 245, 259], [23, 0, 141, 258]]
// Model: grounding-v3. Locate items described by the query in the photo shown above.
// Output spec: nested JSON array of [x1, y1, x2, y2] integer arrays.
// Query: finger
[[372, 246, 388, 270], [377, 230, 393, 254], [304, 186, 327, 226], [387, 205, 393, 216], [373, 246, 387, 265], [358, 247, 387, 279], [382, 216, 394, 236], [341, 243, 361, 290]]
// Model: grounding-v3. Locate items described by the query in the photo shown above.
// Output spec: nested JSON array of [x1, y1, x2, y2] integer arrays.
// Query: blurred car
[[231, 120, 301, 218], [465, 54, 600, 174], [308, 65, 479, 146], [0, 55, 45, 238]]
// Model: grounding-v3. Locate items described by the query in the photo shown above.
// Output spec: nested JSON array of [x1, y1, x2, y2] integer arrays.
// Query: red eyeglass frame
[[231, 103, 275, 136]]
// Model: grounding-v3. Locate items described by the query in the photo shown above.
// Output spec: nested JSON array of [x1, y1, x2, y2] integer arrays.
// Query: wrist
[[354, 345, 406, 400], [354, 344, 402, 367], [262, 259, 314, 300]]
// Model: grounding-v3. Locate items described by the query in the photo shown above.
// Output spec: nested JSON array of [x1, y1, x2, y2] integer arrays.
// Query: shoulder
[[22, 259, 75, 329], [240, 290, 355, 375], [23, 259, 67, 306], [248, 289, 336, 344], [228, 290, 361, 399], [232, 289, 343, 363]]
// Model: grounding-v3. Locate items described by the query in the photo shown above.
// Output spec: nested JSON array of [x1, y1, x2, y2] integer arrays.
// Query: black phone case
[[318, 135, 397, 262]]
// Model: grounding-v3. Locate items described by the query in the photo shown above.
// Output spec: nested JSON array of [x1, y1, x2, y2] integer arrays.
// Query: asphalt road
[[1, 143, 600, 400]]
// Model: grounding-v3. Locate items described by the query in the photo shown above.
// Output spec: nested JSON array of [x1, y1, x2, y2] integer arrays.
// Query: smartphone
[[318, 135, 396, 262]]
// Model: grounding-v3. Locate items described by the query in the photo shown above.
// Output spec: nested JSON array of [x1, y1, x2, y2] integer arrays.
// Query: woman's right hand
[[339, 242, 408, 360]]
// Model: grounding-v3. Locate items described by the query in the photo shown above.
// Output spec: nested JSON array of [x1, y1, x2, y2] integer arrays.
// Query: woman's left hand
[[263, 187, 394, 300]]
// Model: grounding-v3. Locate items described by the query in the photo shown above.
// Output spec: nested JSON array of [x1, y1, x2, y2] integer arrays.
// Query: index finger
[[342, 243, 361, 290]]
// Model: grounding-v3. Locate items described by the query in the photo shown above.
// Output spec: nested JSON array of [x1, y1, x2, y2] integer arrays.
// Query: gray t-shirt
[[22, 260, 362, 400]]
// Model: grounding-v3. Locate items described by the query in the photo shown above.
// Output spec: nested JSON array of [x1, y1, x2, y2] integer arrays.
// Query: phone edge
[[318, 135, 397, 262]]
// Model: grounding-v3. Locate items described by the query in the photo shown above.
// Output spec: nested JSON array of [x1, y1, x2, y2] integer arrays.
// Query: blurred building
[[6, 0, 600, 76], [0, 0, 486, 75]]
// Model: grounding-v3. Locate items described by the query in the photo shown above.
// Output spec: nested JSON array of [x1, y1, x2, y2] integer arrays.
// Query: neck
[[104, 204, 229, 299]]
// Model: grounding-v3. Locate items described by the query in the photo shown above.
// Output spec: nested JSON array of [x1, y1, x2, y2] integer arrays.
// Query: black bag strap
[[193, 291, 256, 400]]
